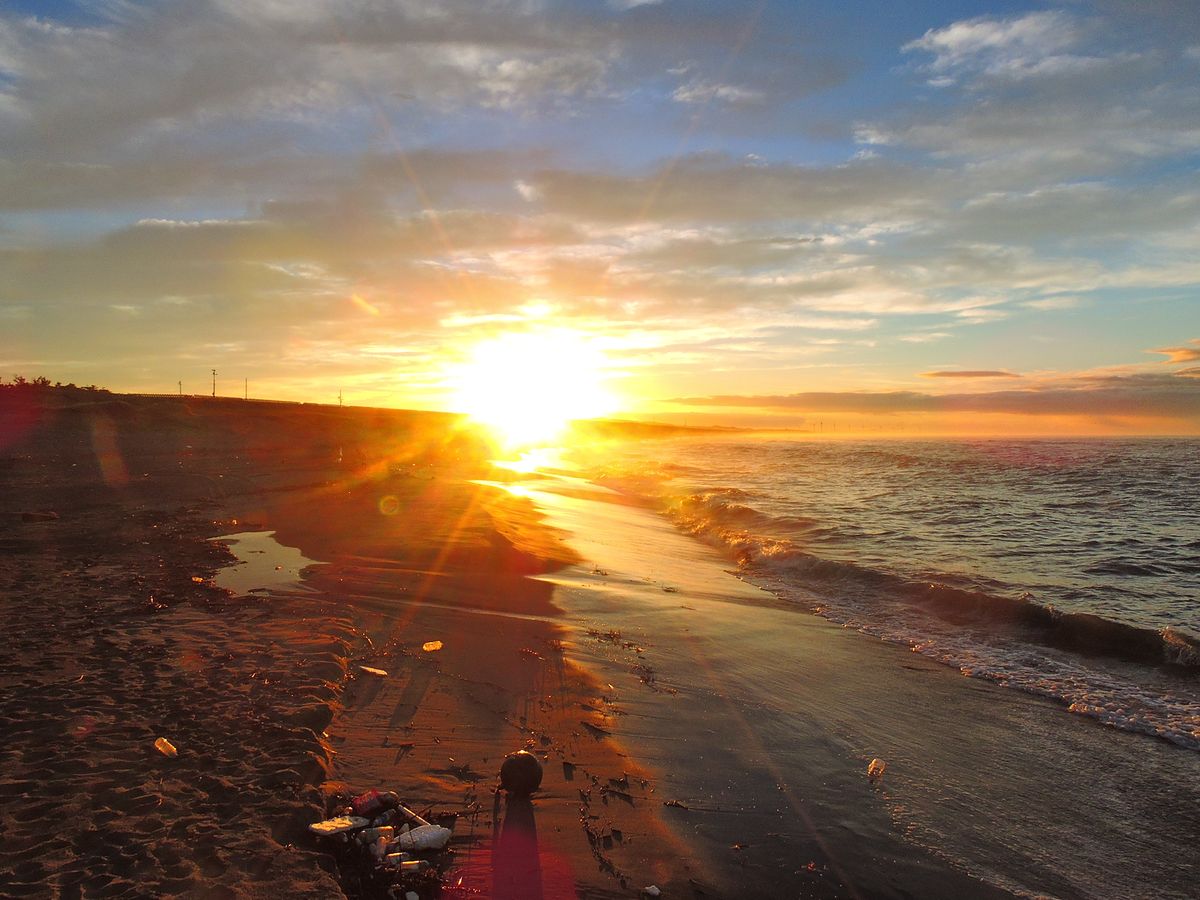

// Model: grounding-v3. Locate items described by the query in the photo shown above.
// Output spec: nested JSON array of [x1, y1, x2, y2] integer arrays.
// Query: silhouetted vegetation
[[1, 376, 108, 394]]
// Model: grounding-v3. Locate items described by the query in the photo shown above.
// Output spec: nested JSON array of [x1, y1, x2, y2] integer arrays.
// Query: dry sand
[[1, 392, 363, 898], [1, 389, 1015, 899]]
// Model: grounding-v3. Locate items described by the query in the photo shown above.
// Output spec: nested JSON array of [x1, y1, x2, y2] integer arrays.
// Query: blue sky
[[1, 0, 1198, 432]]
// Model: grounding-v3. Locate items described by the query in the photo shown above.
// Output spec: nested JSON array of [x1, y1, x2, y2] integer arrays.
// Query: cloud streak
[[671, 373, 1200, 419], [921, 370, 1020, 378]]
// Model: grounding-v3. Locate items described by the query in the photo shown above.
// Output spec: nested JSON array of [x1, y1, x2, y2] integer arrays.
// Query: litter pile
[[309, 788, 455, 899]]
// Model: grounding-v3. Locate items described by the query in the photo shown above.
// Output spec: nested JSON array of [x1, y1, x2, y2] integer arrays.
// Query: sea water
[[210, 530, 324, 596], [586, 436, 1200, 750]]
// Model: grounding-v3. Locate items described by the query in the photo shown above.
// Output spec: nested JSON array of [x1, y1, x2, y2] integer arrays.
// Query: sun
[[447, 330, 619, 446]]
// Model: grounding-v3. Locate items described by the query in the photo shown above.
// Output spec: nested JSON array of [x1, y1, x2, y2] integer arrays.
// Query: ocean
[[585, 436, 1200, 751]]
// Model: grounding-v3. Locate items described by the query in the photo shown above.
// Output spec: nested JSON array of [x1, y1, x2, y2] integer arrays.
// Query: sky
[[1, 0, 1198, 434]]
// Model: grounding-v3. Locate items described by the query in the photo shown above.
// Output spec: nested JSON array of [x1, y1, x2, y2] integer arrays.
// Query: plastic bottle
[[372, 836, 389, 859], [357, 826, 395, 845], [394, 824, 452, 851], [399, 860, 429, 874], [384, 856, 429, 873]]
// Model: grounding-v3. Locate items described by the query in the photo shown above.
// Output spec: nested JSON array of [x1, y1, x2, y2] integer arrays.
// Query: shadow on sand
[[492, 793, 543, 900]]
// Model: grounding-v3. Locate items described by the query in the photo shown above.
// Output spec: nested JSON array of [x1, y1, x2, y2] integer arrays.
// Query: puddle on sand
[[210, 531, 325, 596]]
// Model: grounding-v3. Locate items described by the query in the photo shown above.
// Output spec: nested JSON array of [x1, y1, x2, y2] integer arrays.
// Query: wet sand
[[3, 389, 1036, 898], [516, 465, 1200, 900]]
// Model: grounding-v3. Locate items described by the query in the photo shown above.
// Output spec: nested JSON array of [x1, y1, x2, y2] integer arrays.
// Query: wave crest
[[667, 489, 1200, 674]]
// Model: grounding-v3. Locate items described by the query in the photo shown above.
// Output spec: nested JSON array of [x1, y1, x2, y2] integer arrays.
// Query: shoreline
[[5, 393, 1196, 898], [513, 463, 1200, 900], [281, 448, 1020, 898], [502, 472, 1016, 899]]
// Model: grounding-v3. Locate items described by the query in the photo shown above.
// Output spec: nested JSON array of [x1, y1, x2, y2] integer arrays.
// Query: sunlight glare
[[492, 447, 563, 473], [448, 330, 618, 446]]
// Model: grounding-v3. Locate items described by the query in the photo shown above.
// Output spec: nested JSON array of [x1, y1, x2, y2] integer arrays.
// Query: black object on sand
[[500, 750, 543, 795]]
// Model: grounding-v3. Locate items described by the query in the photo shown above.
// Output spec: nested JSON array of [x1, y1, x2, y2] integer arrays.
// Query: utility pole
[[244, 378, 248, 401], [211, 369, 217, 398]]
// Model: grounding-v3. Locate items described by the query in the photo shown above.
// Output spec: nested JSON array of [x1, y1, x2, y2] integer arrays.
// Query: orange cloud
[[920, 370, 1020, 378], [1151, 339, 1200, 363]]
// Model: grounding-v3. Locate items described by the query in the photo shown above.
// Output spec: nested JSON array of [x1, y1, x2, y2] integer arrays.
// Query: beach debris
[[500, 749, 544, 796], [359, 665, 388, 677], [153, 737, 178, 757], [311, 785, 453, 897], [351, 788, 402, 818], [421, 640, 443, 652], [867, 758, 887, 782], [190, 576, 205, 583], [308, 815, 369, 836], [642, 886, 662, 897], [395, 824, 453, 851], [663, 799, 689, 810], [357, 826, 395, 845], [386, 856, 432, 873], [396, 803, 432, 828], [21, 510, 59, 522]]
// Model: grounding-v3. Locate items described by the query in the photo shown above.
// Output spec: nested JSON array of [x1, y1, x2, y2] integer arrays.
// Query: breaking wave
[[663, 486, 1200, 750]]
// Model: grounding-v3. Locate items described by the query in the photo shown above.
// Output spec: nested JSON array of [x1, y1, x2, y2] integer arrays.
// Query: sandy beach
[[4, 390, 1195, 899], [7, 1, 1199, 895], [2, 391, 699, 898]]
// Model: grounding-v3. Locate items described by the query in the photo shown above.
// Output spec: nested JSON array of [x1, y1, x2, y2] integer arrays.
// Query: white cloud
[[514, 180, 540, 202], [904, 11, 1081, 77], [853, 125, 893, 146], [783, 316, 878, 331], [672, 80, 765, 105], [0, 2, 619, 156], [957, 306, 1009, 324], [1023, 296, 1084, 311]]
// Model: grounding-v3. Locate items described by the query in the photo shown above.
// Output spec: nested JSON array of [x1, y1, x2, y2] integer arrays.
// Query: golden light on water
[[448, 330, 619, 446]]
